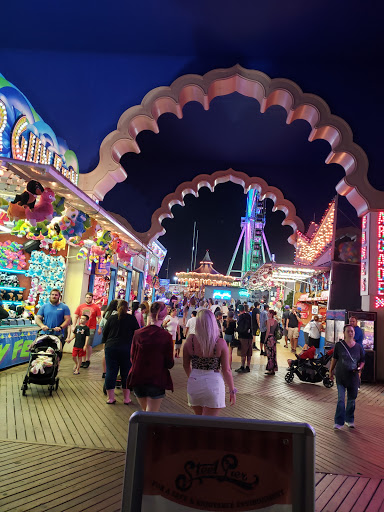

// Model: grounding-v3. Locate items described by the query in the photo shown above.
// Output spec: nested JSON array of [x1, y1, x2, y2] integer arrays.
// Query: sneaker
[[235, 366, 245, 373], [333, 424, 343, 430], [345, 422, 355, 428], [102, 373, 106, 379], [255, 346, 260, 351], [284, 345, 288, 349], [245, 366, 250, 372], [84, 361, 90, 368], [80, 362, 86, 368]]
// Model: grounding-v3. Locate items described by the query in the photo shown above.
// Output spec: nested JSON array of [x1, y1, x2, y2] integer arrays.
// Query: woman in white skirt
[[183, 309, 236, 416]]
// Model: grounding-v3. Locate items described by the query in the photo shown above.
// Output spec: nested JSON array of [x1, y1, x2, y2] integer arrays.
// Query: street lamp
[[173, 276, 178, 283]]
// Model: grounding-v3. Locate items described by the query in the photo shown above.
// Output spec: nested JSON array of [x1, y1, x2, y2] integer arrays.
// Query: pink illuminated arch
[[139, 169, 304, 246], [80, 64, 383, 218]]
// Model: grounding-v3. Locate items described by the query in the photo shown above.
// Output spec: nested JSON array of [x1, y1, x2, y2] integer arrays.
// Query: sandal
[[124, 400, 132, 405], [106, 400, 116, 404]]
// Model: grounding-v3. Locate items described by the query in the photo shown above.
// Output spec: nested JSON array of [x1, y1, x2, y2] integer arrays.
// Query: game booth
[[0, 76, 164, 369]]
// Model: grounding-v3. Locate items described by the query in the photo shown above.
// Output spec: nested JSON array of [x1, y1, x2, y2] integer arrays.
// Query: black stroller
[[285, 347, 334, 388], [21, 330, 62, 396]]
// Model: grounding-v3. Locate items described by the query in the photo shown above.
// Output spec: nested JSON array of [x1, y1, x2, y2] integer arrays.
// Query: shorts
[[187, 369, 225, 408], [72, 347, 85, 357], [308, 336, 320, 348], [87, 329, 96, 347], [224, 334, 233, 345], [283, 328, 288, 336], [239, 338, 253, 358], [133, 384, 165, 399], [288, 327, 299, 340]]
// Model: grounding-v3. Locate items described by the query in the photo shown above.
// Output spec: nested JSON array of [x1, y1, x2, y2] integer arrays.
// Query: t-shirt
[[210, 304, 219, 313], [333, 340, 365, 387], [186, 316, 197, 335], [353, 325, 364, 347], [74, 303, 101, 330], [73, 325, 90, 348], [282, 310, 290, 326], [288, 312, 299, 329], [221, 305, 229, 316], [309, 321, 322, 339], [252, 307, 260, 333], [224, 319, 236, 335], [37, 302, 71, 332], [164, 315, 179, 340], [259, 310, 268, 332]]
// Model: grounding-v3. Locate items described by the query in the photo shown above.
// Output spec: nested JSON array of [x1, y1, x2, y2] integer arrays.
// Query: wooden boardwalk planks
[[1, 344, 384, 511]]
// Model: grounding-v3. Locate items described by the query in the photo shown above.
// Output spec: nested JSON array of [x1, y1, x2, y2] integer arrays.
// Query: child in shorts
[[67, 314, 90, 374]]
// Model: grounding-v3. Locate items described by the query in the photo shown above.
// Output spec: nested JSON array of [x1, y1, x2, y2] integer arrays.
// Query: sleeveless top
[[191, 336, 221, 371]]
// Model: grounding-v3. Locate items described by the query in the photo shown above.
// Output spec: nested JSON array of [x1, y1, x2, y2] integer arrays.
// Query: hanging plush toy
[[25, 188, 55, 226], [49, 223, 66, 254], [11, 180, 44, 209]]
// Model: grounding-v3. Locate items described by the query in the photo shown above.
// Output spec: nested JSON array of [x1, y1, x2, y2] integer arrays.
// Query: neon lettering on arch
[[0, 72, 79, 185], [0, 100, 7, 153], [376, 212, 384, 308]]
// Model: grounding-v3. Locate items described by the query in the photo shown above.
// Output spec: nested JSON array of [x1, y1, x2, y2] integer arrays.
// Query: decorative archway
[[140, 169, 304, 246], [79, 64, 383, 218]]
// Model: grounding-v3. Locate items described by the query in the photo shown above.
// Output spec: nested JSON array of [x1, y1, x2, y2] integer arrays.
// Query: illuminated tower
[[227, 189, 271, 277]]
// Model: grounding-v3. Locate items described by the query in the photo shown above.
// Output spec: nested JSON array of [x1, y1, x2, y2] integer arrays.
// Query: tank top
[[191, 336, 221, 371]]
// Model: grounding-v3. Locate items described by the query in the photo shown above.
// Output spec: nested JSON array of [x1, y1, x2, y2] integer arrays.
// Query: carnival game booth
[[243, 263, 330, 352], [176, 250, 239, 298], [0, 73, 164, 364]]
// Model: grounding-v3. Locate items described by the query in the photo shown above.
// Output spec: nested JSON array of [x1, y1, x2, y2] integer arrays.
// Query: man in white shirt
[[185, 310, 197, 337]]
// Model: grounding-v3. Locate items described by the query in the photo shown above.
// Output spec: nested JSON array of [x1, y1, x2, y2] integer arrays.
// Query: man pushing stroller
[[35, 289, 71, 349]]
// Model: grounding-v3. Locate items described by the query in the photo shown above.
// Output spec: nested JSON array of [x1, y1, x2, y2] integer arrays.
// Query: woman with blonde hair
[[128, 301, 174, 412], [183, 309, 236, 416]]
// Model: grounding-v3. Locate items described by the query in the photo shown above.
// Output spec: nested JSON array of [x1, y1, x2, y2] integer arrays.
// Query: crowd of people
[[33, 289, 366, 427]]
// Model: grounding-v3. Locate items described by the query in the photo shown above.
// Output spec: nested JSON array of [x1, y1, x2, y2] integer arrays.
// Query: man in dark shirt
[[287, 306, 301, 353], [236, 305, 253, 373], [282, 305, 291, 348], [251, 302, 260, 351]]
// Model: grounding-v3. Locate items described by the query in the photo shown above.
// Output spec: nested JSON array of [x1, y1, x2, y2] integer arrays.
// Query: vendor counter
[[0, 320, 39, 370]]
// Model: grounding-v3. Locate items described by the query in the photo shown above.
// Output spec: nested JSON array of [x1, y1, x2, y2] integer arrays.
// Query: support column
[[361, 211, 384, 380]]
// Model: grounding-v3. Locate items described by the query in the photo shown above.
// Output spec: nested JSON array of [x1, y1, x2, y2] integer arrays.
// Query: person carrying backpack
[[235, 305, 253, 373]]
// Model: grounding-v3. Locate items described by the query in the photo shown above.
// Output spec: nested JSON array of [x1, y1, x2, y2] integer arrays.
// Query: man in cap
[[287, 305, 301, 353]]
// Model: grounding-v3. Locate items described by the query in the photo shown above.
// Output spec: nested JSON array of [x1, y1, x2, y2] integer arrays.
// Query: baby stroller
[[21, 330, 62, 396], [285, 347, 334, 388]]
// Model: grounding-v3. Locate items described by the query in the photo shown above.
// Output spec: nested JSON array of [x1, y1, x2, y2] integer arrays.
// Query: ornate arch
[[80, 64, 383, 217], [139, 169, 304, 246]]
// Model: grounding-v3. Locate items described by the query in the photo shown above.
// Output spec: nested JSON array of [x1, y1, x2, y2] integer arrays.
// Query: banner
[[0, 327, 39, 370]]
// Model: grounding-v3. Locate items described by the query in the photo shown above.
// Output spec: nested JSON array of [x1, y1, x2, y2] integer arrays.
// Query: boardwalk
[[1, 344, 384, 511]]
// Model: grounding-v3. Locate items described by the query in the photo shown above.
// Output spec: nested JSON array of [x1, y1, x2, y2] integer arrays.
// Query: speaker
[[361, 350, 376, 383], [23, 240, 41, 253]]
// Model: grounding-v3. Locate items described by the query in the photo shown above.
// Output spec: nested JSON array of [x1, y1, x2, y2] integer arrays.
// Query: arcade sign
[[0, 73, 79, 185]]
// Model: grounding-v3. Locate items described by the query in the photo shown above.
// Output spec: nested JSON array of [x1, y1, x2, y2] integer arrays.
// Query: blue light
[[0, 268, 27, 275], [0, 286, 25, 291], [213, 289, 231, 300], [239, 289, 250, 297]]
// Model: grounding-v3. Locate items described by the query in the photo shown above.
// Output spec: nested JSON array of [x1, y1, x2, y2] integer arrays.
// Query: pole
[[190, 221, 196, 272], [227, 225, 246, 275], [193, 229, 199, 269], [166, 257, 171, 280]]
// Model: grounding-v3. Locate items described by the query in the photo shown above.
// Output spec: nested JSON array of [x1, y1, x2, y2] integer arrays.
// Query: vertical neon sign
[[361, 214, 369, 296], [376, 212, 384, 308]]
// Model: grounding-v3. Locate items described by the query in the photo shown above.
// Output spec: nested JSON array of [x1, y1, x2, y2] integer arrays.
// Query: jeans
[[335, 382, 358, 425], [105, 344, 131, 390]]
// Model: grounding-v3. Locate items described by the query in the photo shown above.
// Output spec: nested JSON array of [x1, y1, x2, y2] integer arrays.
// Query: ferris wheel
[[227, 189, 273, 277]]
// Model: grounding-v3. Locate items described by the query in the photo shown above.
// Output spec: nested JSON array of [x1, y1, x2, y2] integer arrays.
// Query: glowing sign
[[361, 214, 369, 295], [213, 289, 231, 300], [239, 289, 250, 297], [0, 73, 79, 185], [376, 212, 384, 308]]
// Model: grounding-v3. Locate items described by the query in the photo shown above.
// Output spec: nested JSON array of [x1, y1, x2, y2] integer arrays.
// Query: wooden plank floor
[[1, 343, 384, 511]]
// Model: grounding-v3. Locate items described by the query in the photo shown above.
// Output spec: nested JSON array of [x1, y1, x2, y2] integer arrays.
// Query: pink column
[[361, 211, 384, 380]]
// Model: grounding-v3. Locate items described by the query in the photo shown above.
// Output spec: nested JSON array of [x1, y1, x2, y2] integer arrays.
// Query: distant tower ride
[[227, 189, 272, 277]]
